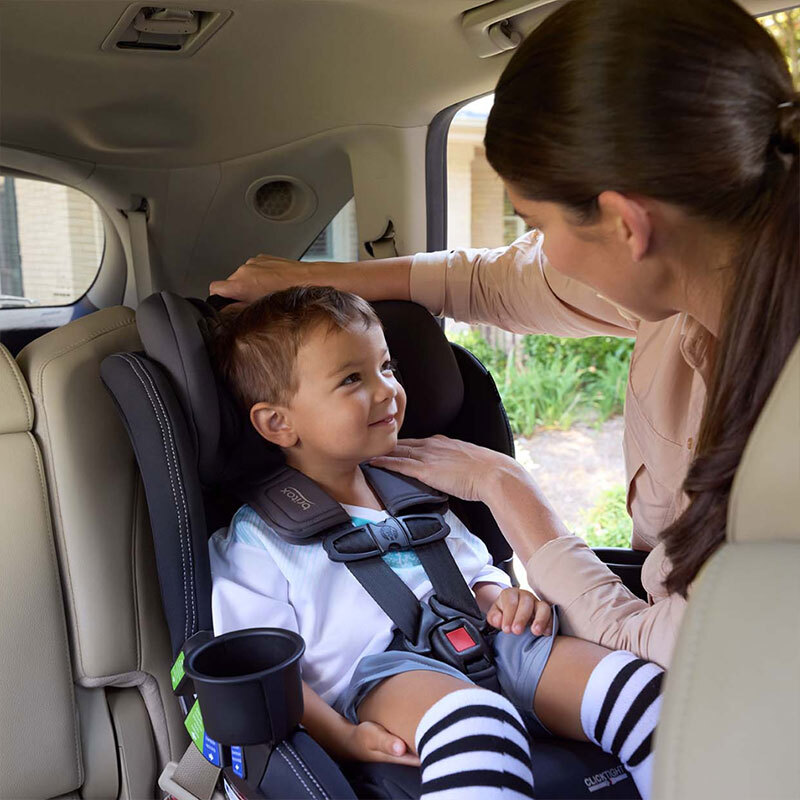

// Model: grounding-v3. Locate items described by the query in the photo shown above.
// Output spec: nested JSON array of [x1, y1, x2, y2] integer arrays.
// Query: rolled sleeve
[[526, 536, 686, 668], [410, 232, 638, 338]]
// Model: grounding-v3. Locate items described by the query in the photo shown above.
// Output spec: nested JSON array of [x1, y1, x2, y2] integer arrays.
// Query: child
[[209, 287, 663, 800]]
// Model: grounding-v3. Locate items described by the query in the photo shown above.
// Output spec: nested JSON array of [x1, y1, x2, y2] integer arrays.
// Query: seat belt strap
[[159, 742, 221, 800], [364, 220, 398, 259], [128, 208, 154, 302]]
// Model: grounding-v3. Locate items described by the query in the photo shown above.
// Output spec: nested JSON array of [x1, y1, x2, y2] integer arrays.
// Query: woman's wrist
[[482, 458, 568, 563], [482, 457, 529, 506], [326, 255, 412, 302]]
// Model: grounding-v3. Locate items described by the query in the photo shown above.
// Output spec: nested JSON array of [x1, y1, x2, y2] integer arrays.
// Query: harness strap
[[342, 558, 422, 642], [414, 540, 483, 620]]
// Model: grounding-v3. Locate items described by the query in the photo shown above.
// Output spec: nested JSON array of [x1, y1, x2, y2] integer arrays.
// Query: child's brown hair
[[210, 286, 379, 411]]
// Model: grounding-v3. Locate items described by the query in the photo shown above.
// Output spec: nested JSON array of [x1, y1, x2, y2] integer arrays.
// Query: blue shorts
[[332, 606, 561, 738]]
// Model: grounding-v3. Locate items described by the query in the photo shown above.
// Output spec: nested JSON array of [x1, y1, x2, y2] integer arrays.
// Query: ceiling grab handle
[[461, 0, 560, 58]]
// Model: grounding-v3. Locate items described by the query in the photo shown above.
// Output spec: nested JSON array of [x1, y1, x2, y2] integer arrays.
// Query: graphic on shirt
[[350, 515, 424, 574]]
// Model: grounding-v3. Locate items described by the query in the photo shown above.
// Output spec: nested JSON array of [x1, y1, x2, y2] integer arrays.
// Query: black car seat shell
[[101, 291, 641, 800]]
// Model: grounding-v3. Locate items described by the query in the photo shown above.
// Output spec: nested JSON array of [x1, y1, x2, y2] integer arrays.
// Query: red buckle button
[[444, 626, 477, 653]]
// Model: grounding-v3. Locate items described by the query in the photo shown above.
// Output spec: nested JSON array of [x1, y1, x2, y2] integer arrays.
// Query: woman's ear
[[597, 191, 652, 262], [250, 402, 298, 448]]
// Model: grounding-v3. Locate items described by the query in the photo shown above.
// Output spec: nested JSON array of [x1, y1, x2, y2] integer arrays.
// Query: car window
[[300, 197, 359, 262], [445, 96, 635, 554], [0, 176, 105, 308], [758, 6, 800, 86]]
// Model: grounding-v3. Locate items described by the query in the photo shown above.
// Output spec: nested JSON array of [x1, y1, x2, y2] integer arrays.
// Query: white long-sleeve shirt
[[210, 503, 511, 705]]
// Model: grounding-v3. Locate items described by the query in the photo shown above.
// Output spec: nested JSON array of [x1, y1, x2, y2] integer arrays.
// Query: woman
[[211, 0, 800, 670]]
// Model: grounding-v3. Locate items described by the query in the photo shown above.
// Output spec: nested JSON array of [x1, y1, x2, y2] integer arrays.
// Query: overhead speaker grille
[[246, 177, 317, 223]]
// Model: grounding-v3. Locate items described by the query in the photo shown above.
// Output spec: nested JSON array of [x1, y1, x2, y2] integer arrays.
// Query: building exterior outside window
[[0, 176, 104, 307]]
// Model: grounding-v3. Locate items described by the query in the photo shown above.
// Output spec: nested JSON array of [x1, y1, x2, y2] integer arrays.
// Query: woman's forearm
[[328, 255, 413, 302], [483, 462, 571, 564], [210, 254, 413, 304]]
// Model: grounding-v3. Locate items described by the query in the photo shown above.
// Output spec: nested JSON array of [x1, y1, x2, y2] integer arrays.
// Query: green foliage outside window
[[447, 329, 634, 436], [579, 485, 633, 549], [759, 8, 800, 87]]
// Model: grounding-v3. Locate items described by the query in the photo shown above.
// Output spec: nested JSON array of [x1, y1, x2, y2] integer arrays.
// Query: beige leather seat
[[653, 340, 800, 799], [0, 344, 80, 799], [3, 308, 188, 799]]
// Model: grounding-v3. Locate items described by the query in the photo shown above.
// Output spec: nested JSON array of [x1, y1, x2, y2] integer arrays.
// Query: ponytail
[[663, 120, 800, 595]]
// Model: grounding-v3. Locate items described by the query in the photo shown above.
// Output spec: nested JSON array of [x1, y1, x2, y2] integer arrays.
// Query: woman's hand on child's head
[[487, 587, 552, 636], [210, 254, 319, 304], [343, 720, 420, 767]]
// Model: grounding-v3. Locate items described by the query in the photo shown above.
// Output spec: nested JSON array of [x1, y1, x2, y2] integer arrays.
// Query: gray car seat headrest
[[135, 292, 466, 489]]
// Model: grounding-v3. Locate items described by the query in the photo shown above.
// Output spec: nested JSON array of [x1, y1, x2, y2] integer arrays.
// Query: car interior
[[0, 1, 798, 799]]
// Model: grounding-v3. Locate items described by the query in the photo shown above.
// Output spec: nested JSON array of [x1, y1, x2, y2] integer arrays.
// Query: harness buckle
[[428, 613, 494, 676], [393, 595, 496, 687]]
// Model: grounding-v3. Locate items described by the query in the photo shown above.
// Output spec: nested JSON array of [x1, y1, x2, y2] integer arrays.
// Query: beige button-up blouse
[[411, 232, 715, 667]]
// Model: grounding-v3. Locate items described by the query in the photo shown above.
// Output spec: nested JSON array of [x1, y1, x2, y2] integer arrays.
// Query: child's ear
[[250, 402, 298, 448]]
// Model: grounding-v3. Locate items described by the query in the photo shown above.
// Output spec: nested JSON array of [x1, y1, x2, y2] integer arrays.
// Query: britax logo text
[[281, 486, 314, 511], [584, 766, 628, 792]]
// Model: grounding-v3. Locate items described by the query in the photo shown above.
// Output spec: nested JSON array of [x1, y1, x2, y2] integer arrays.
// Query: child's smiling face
[[252, 320, 406, 466]]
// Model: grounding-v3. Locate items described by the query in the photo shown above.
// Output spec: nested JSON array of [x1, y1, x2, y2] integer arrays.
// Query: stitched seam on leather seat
[[131, 477, 142, 669], [129, 357, 197, 637], [27, 431, 84, 785], [21, 314, 136, 680], [119, 353, 192, 641], [284, 741, 329, 799], [118, 354, 193, 642], [1, 344, 33, 430], [30, 317, 136, 399], [277, 744, 317, 799]]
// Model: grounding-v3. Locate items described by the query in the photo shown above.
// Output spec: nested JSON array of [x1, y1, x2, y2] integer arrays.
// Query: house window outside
[[301, 197, 359, 262], [0, 176, 105, 307], [503, 190, 529, 245]]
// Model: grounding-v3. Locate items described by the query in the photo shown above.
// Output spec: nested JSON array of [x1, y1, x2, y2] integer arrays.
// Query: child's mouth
[[369, 414, 396, 427]]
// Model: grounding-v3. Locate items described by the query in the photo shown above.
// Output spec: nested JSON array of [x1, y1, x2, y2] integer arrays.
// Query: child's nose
[[374, 373, 396, 402]]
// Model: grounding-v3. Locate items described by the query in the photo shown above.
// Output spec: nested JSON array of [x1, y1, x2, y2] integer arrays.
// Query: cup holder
[[184, 627, 305, 746]]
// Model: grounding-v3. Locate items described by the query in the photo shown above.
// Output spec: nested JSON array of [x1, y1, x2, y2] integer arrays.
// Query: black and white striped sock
[[414, 687, 535, 799], [580, 650, 664, 800]]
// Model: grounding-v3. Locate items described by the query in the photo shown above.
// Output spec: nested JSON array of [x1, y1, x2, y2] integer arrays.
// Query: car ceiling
[[0, 0, 538, 170], [0, 0, 785, 169]]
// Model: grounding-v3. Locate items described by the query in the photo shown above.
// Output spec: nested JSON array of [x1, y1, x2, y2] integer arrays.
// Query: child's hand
[[487, 587, 553, 636], [341, 720, 420, 766]]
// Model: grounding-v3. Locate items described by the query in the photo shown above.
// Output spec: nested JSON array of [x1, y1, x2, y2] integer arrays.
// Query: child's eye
[[382, 358, 398, 374], [341, 372, 361, 386]]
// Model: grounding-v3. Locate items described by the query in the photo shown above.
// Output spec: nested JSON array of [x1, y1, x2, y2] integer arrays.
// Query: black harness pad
[[241, 464, 449, 544]]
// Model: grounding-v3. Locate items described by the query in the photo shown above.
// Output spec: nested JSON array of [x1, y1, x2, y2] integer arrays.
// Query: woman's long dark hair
[[485, 0, 800, 596]]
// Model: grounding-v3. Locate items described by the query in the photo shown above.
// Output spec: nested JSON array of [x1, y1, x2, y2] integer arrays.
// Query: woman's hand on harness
[[340, 720, 420, 766], [368, 435, 520, 503], [487, 587, 553, 636]]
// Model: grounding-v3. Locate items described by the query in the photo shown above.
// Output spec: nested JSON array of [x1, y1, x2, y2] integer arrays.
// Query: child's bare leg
[[530, 635, 664, 800], [357, 669, 473, 752], [358, 670, 535, 799], [531, 635, 608, 739]]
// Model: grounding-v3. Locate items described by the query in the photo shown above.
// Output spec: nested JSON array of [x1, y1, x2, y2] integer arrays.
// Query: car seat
[[100, 291, 641, 800], [652, 339, 800, 799], [5, 309, 189, 800]]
